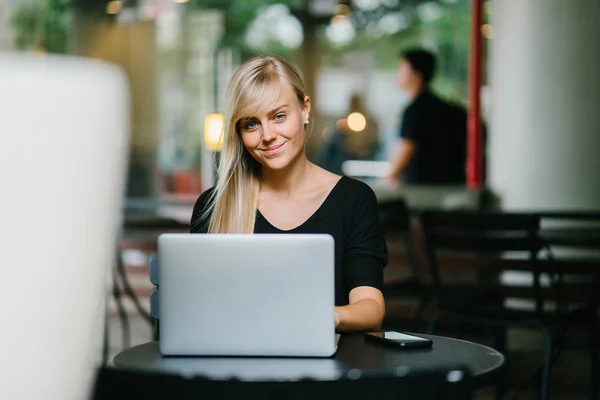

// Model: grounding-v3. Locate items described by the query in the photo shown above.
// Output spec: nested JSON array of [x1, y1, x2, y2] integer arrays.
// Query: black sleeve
[[343, 181, 388, 295], [189, 188, 215, 233], [398, 105, 421, 142]]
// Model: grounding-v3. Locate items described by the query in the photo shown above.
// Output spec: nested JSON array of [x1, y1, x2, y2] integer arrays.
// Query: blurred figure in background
[[342, 94, 380, 161], [320, 93, 380, 175], [383, 49, 467, 187]]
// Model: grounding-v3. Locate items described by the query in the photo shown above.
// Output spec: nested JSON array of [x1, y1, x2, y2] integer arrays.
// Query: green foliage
[[186, 0, 288, 49], [10, 0, 71, 53], [320, 0, 471, 103], [8, 0, 471, 103], [185, 0, 471, 104]]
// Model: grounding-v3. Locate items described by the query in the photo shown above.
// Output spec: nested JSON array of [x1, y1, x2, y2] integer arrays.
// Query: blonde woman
[[190, 55, 387, 332]]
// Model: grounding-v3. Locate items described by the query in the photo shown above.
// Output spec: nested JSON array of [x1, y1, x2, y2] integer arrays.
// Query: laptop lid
[[158, 233, 336, 357]]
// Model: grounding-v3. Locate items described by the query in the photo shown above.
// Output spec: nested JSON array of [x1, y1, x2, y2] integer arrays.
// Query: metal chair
[[378, 198, 431, 331], [420, 211, 597, 400]]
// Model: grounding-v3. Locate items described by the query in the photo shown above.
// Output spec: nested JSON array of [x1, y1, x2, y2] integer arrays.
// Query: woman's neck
[[260, 153, 314, 197]]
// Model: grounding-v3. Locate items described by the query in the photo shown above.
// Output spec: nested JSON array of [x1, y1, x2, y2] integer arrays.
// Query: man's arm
[[334, 286, 385, 332]]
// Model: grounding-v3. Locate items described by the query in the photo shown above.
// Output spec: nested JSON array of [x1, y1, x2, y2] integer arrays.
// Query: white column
[[488, 0, 600, 211], [0, 54, 129, 399]]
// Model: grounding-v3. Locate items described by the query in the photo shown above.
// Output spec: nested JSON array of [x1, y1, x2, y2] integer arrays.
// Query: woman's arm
[[335, 286, 385, 332], [339, 180, 388, 332]]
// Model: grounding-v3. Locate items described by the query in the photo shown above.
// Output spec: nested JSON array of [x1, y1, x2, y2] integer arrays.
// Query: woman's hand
[[334, 309, 341, 329]]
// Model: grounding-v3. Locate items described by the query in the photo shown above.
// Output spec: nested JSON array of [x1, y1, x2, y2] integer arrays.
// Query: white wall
[[489, 0, 600, 210]]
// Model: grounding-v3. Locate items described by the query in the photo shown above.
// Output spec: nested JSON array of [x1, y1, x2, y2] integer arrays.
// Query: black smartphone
[[364, 331, 433, 349]]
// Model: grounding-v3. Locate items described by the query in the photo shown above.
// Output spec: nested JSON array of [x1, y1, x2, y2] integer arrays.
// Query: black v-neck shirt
[[189, 176, 388, 306]]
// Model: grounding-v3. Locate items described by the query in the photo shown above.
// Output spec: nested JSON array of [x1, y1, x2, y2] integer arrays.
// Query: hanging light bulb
[[105, 0, 123, 15], [347, 112, 367, 132], [481, 24, 494, 39]]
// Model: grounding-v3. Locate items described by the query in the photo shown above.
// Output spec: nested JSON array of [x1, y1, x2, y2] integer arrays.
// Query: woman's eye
[[245, 121, 258, 130], [274, 113, 286, 121]]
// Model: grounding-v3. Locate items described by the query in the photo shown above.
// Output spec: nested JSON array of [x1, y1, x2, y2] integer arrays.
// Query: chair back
[[379, 198, 421, 281], [420, 211, 544, 312], [379, 198, 412, 232]]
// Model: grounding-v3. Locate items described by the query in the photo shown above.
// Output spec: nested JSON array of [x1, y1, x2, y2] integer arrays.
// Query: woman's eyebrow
[[267, 105, 288, 117], [239, 105, 289, 124]]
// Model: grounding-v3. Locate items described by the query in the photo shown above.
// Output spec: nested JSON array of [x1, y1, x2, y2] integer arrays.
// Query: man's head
[[395, 49, 437, 95]]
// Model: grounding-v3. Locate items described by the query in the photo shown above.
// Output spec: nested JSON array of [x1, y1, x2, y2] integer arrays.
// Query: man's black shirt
[[399, 90, 467, 184]]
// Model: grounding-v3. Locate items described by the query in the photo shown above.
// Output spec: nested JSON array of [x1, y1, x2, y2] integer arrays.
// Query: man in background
[[384, 49, 467, 186]]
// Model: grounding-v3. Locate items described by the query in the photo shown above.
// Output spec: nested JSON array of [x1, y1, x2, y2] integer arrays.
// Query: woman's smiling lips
[[262, 142, 285, 156]]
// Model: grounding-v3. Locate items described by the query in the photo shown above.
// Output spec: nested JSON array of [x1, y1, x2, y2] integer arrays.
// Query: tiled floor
[[104, 305, 597, 400]]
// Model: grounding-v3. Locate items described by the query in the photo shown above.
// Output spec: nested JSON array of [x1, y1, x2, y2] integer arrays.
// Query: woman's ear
[[302, 95, 311, 123]]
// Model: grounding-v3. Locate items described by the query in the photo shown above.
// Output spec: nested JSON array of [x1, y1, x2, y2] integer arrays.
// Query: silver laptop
[[158, 233, 339, 357]]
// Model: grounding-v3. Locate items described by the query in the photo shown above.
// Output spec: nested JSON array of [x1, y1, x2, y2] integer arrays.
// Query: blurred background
[[0, 0, 482, 196]]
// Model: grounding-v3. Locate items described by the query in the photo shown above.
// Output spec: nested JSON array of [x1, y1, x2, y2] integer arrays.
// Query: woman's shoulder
[[333, 177, 382, 234], [313, 166, 373, 198], [336, 176, 377, 200], [322, 176, 378, 217]]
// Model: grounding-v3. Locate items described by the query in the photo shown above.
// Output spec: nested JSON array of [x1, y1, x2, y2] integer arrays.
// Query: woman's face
[[238, 80, 310, 172]]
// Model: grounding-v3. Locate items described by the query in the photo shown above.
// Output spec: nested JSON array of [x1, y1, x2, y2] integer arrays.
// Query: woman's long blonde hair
[[201, 55, 310, 233]]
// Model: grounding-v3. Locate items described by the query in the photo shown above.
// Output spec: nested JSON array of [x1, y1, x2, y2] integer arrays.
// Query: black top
[[399, 90, 467, 185], [189, 176, 388, 306]]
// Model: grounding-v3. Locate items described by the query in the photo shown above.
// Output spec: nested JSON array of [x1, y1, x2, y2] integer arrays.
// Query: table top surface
[[109, 332, 505, 388]]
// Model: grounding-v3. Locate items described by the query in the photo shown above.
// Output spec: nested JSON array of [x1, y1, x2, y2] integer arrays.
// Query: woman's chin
[[257, 148, 303, 172], [261, 158, 291, 171]]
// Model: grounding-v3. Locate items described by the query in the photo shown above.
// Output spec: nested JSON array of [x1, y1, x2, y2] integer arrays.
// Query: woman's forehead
[[239, 80, 299, 120]]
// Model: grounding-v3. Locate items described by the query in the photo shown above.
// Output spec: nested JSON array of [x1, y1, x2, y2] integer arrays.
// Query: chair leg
[[492, 326, 508, 355], [456, 322, 466, 340], [591, 315, 599, 400], [492, 326, 508, 400], [540, 329, 554, 400], [427, 313, 441, 334], [408, 297, 429, 331]]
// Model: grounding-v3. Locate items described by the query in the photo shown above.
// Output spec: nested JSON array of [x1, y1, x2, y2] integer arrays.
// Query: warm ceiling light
[[330, 14, 348, 24], [347, 112, 366, 132], [172, 0, 189, 3], [335, 4, 351, 16], [105, 0, 123, 15], [203, 113, 224, 152], [481, 24, 494, 39]]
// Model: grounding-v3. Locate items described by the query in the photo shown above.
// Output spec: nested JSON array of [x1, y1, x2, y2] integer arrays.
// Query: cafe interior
[[1, 0, 599, 399]]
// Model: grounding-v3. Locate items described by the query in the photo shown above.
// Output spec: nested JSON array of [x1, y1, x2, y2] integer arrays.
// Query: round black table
[[109, 333, 506, 389]]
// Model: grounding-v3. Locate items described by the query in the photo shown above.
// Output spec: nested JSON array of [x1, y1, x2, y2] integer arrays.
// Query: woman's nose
[[261, 123, 276, 141]]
